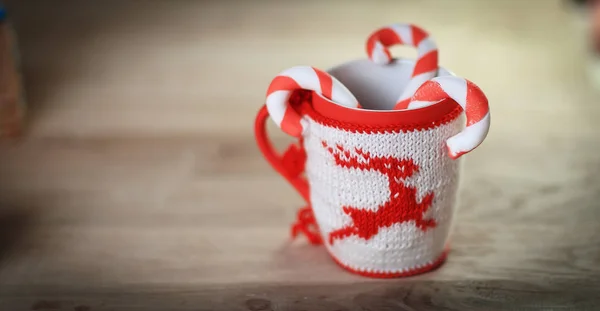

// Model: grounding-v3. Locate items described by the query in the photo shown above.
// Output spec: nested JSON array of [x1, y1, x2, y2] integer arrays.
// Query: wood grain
[[0, 0, 600, 310]]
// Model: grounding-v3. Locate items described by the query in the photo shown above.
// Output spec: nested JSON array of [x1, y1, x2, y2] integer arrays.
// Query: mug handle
[[254, 104, 309, 202], [254, 104, 323, 245]]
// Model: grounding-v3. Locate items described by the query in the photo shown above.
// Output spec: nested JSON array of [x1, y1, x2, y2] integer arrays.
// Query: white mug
[[255, 58, 489, 277]]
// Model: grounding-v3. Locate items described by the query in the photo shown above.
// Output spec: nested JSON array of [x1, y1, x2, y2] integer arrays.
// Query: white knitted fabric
[[303, 113, 464, 274]]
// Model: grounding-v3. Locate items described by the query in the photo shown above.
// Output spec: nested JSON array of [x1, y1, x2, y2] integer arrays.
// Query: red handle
[[255, 104, 323, 245], [254, 104, 310, 202]]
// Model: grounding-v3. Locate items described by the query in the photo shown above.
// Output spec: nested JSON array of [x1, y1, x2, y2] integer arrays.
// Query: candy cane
[[410, 76, 490, 159], [366, 23, 439, 110], [265, 66, 360, 137]]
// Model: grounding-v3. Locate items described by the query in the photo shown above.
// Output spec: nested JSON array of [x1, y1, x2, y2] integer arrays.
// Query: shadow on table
[[0, 203, 39, 262]]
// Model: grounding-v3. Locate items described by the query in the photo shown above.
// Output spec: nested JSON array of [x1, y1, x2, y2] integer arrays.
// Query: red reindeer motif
[[322, 141, 437, 245]]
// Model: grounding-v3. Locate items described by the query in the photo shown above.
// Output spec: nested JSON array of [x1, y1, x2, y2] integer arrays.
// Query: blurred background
[[0, 0, 600, 309]]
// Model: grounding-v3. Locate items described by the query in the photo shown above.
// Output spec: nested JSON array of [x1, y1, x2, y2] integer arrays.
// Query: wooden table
[[1, 0, 599, 310]]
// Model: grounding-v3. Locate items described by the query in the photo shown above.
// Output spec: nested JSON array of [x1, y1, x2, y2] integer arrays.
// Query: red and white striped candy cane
[[366, 23, 439, 110], [411, 76, 490, 159], [265, 66, 360, 137]]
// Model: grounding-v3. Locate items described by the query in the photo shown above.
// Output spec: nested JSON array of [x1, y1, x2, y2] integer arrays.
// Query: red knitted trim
[[296, 90, 463, 134], [290, 205, 323, 245], [302, 104, 462, 134], [328, 249, 448, 278]]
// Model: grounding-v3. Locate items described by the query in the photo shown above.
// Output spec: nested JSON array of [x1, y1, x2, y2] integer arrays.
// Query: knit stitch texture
[[301, 107, 463, 274]]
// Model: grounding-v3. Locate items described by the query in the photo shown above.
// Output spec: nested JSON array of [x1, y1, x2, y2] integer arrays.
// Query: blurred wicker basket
[[0, 4, 25, 138]]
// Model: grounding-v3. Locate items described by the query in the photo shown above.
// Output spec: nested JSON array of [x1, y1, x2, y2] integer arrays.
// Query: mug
[[255, 56, 490, 277]]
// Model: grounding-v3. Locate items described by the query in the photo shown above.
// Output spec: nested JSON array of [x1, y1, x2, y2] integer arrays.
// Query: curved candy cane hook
[[366, 23, 439, 110], [411, 76, 490, 159], [265, 66, 360, 137]]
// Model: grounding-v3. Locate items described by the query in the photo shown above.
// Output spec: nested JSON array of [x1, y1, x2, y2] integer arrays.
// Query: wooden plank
[[1, 280, 600, 311]]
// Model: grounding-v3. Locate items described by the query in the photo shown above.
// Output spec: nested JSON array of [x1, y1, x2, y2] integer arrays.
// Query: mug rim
[[302, 94, 462, 130], [304, 58, 461, 127], [324, 58, 456, 112]]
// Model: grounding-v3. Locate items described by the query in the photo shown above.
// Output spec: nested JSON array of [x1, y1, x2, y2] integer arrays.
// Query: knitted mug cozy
[[255, 57, 489, 277]]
